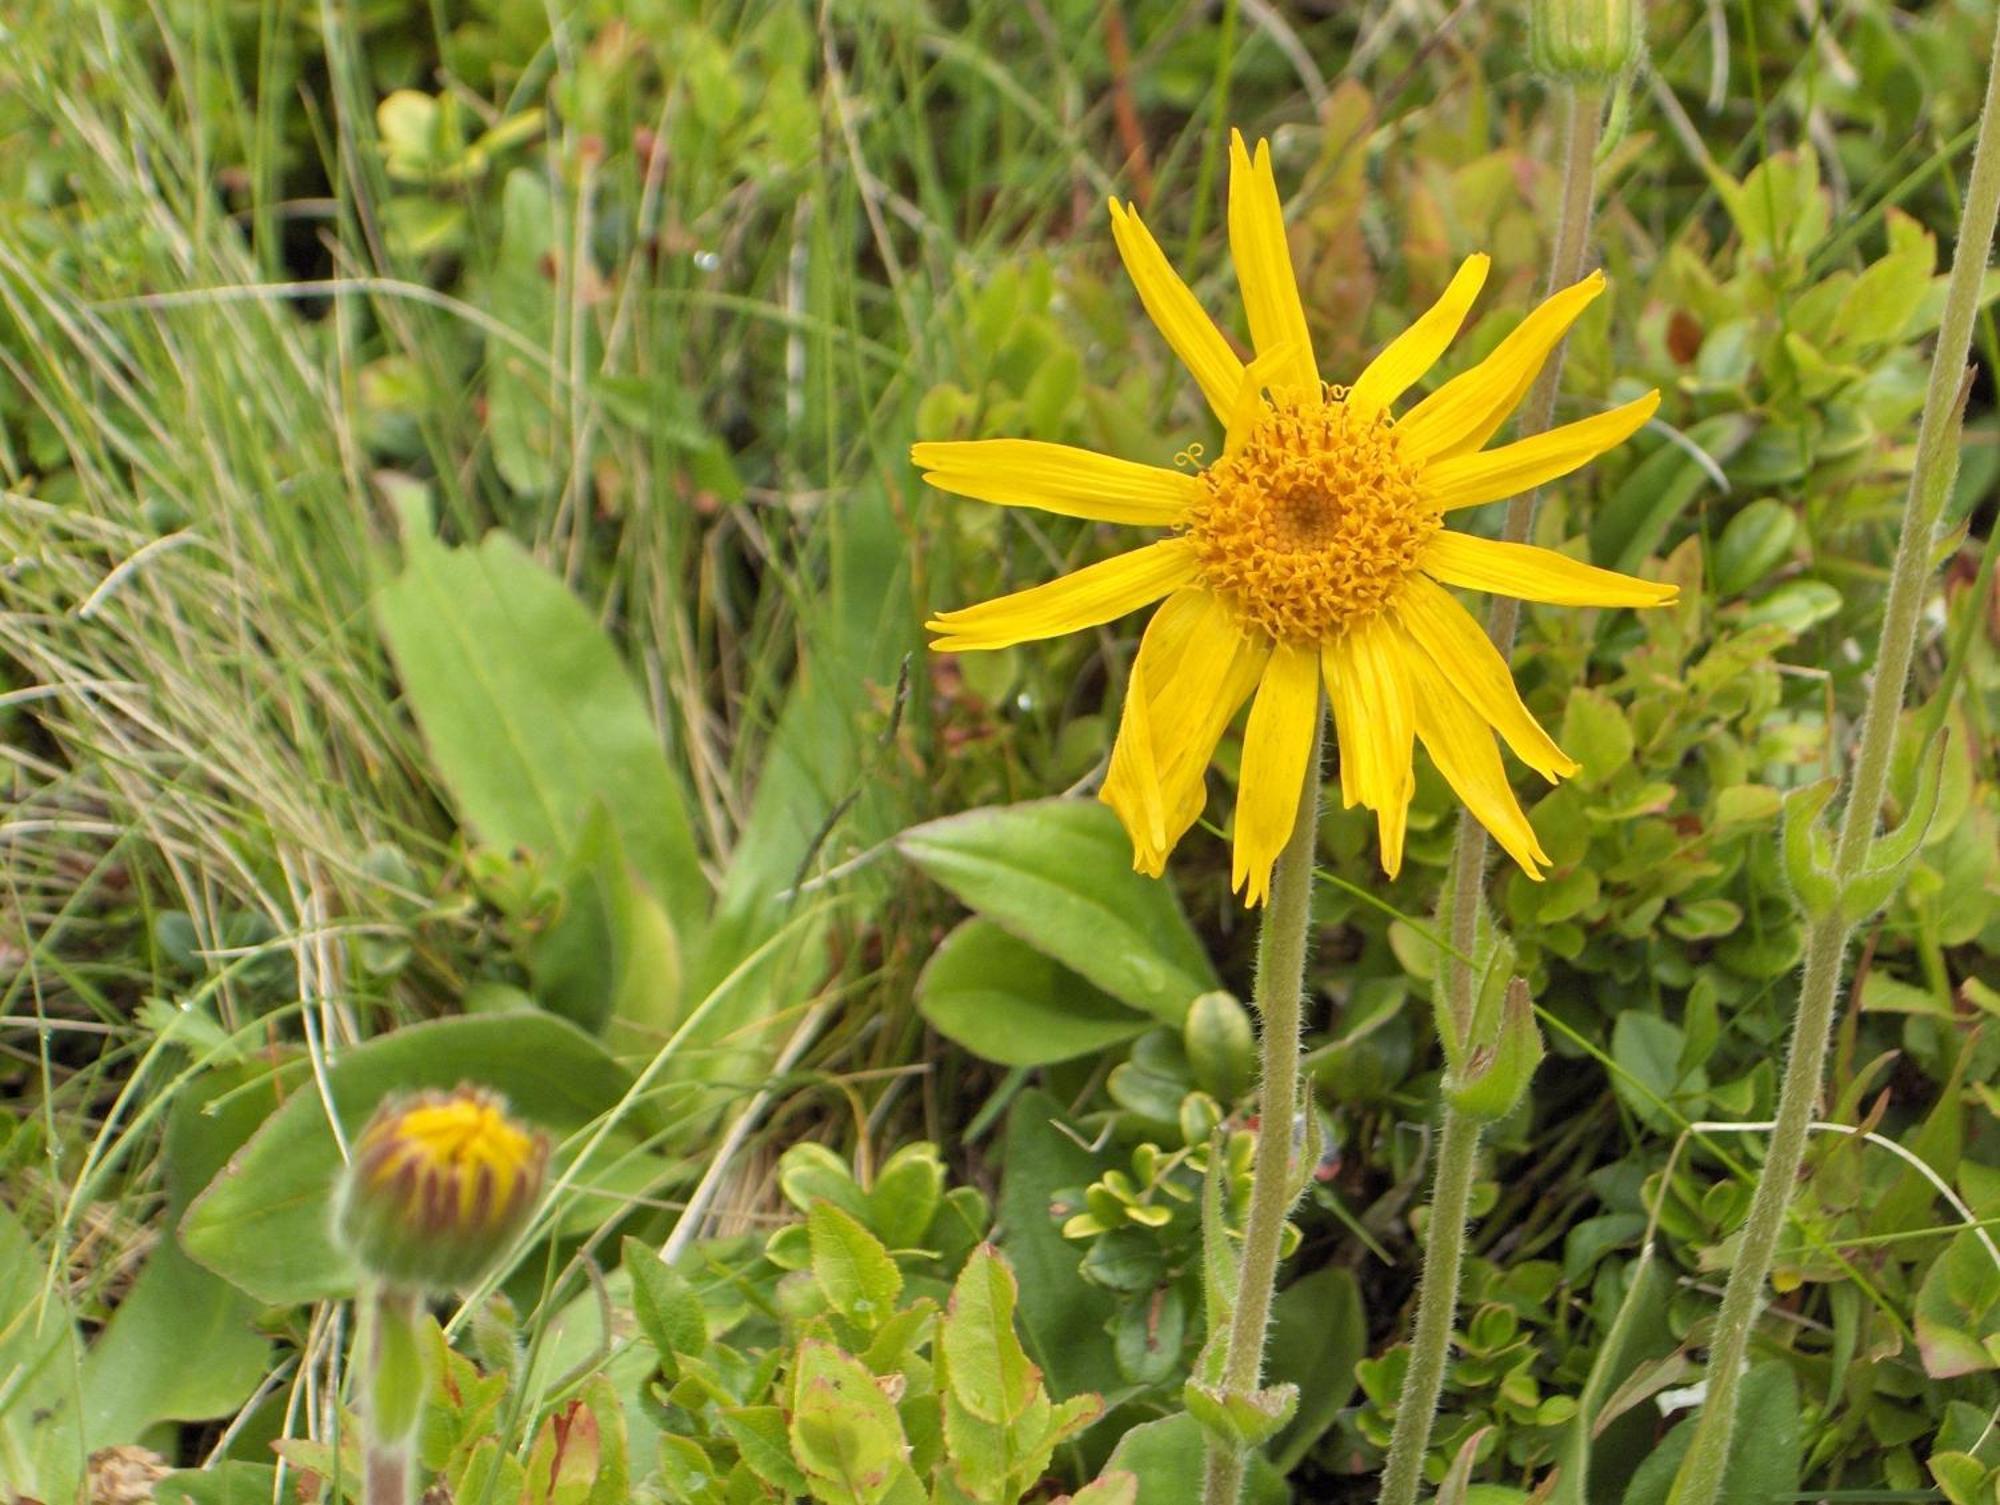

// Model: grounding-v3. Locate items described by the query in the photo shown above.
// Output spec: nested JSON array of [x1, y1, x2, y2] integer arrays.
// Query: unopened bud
[[336, 1084, 548, 1292], [1530, 0, 1641, 82]]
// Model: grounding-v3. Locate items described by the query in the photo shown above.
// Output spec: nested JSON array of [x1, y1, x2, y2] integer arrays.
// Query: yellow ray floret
[[916, 132, 1675, 903]]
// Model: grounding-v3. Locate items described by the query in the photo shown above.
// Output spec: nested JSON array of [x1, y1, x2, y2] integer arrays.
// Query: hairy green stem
[[1671, 24, 2000, 1505], [363, 1285, 425, 1505], [1380, 82, 1605, 1505], [1202, 711, 1325, 1505], [1377, 1105, 1484, 1505]]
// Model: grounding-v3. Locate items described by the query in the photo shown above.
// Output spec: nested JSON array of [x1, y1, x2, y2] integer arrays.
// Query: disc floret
[[1185, 387, 1436, 644]]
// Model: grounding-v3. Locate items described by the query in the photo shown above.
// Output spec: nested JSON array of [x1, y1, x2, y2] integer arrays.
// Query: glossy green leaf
[[897, 800, 1216, 1024], [916, 918, 1151, 1067]]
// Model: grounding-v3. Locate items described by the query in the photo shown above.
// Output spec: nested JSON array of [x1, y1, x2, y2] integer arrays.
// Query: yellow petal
[[1423, 391, 1660, 512], [1231, 640, 1322, 905], [1228, 132, 1317, 393], [1422, 531, 1680, 607], [929, 538, 1198, 652], [1109, 199, 1245, 421], [1102, 590, 1268, 873], [1402, 643, 1550, 879], [913, 439, 1200, 525], [1346, 254, 1491, 418], [1398, 271, 1607, 461], [1323, 619, 1415, 878], [1223, 341, 1304, 456], [1394, 576, 1577, 783]]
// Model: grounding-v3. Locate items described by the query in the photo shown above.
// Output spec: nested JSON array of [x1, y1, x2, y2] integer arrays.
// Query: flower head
[[336, 1084, 548, 1291], [917, 131, 1672, 904]]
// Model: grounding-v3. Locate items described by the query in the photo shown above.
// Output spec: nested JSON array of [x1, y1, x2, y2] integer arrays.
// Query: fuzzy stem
[[1377, 1106, 1484, 1505], [1379, 82, 1605, 1505], [363, 1285, 425, 1505], [1202, 711, 1325, 1505], [1670, 24, 2000, 1505]]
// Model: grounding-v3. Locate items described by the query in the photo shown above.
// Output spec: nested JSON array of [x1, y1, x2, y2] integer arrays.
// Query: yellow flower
[[916, 131, 1673, 904], [336, 1084, 548, 1291]]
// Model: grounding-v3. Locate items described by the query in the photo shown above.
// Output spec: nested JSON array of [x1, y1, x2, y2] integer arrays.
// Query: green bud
[[1529, 0, 1641, 82], [1183, 991, 1256, 1103], [335, 1084, 548, 1293]]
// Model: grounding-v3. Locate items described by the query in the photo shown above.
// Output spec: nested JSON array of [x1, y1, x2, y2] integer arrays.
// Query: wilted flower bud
[[1530, 0, 1641, 82], [336, 1084, 548, 1292]]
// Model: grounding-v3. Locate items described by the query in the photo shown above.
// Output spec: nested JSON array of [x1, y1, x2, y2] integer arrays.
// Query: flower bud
[[336, 1084, 548, 1292], [1529, 0, 1641, 82]]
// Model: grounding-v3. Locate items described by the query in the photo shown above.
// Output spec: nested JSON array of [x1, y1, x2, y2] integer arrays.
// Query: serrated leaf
[[809, 1202, 903, 1332], [942, 1245, 1041, 1425], [789, 1341, 911, 1504], [622, 1237, 706, 1365], [721, 1406, 810, 1496]]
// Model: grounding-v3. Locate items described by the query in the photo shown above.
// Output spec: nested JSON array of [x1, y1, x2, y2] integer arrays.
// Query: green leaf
[[1711, 499, 1798, 599], [1625, 1363, 1798, 1505], [180, 1014, 644, 1304], [375, 495, 707, 931], [1559, 690, 1633, 788], [809, 1201, 904, 1332], [0, 1205, 83, 1505], [1058, 1473, 1140, 1505], [155, 1465, 282, 1504], [1610, 1011, 1697, 1134], [995, 1092, 1123, 1403], [916, 919, 1151, 1067], [1101, 1414, 1289, 1505], [80, 1061, 279, 1447], [897, 800, 1217, 1024], [869, 1143, 945, 1250], [1915, 1230, 2000, 1378], [942, 1245, 1040, 1425], [788, 1340, 913, 1504], [622, 1237, 707, 1365], [482, 170, 560, 494], [529, 804, 683, 1042], [1182, 1379, 1298, 1448], [721, 1406, 811, 1497], [1266, 1264, 1366, 1474]]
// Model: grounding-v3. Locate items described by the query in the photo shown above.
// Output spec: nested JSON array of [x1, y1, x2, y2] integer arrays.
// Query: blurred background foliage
[[0, 0, 1996, 1500]]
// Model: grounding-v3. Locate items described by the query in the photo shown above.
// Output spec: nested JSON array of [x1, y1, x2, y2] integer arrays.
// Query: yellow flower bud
[[1529, 0, 1642, 82], [336, 1084, 548, 1292]]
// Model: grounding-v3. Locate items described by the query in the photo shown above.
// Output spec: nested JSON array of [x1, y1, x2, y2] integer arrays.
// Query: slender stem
[[1202, 711, 1325, 1505], [1378, 1106, 1484, 1505], [1672, 25, 2000, 1505], [363, 1286, 424, 1505], [1379, 83, 1605, 1505]]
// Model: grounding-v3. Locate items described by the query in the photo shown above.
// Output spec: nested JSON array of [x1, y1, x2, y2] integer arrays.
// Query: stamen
[[1183, 388, 1434, 643]]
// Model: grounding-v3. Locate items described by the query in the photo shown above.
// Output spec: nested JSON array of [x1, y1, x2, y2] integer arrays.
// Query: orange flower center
[[1184, 388, 1435, 643]]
